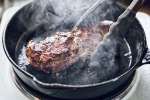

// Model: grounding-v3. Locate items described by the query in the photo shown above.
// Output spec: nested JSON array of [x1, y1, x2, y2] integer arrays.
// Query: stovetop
[[0, 2, 150, 100]]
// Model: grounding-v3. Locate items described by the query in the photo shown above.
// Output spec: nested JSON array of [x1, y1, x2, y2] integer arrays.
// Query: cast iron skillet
[[2, 1, 150, 100]]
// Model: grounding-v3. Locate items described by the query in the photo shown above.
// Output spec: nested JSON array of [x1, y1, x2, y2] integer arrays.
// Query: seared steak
[[26, 21, 113, 73]]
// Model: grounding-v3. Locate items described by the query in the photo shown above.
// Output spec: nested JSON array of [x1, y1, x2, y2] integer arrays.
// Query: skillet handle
[[141, 49, 150, 65]]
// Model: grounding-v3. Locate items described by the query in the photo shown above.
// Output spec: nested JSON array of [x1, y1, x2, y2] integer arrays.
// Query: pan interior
[[14, 2, 131, 85], [15, 22, 132, 85]]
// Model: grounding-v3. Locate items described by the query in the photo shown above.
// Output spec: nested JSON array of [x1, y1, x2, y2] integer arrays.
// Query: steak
[[26, 20, 113, 73]]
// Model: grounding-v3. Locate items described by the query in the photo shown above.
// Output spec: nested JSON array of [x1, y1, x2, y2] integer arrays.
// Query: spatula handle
[[118, 0, 150, 15]]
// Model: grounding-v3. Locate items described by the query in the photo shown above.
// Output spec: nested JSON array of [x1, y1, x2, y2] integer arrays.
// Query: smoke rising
[[16, 0, 131, 85], [19, 0, 118, 32]]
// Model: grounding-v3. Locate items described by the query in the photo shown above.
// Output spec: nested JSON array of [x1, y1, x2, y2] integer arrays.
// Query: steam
[[17, 0, 132, 85], [89, 38, 119, 80], [19, 0, 117, 32]]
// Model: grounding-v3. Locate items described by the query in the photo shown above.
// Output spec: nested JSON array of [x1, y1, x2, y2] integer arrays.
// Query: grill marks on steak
[[26, 21, 113, 73]]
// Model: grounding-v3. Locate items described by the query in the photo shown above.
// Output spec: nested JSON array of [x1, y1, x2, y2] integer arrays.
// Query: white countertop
[[0, 3, 150, 100]]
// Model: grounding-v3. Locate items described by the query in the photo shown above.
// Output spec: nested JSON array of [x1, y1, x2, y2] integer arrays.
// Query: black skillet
[[2, 0, 150, 99]]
